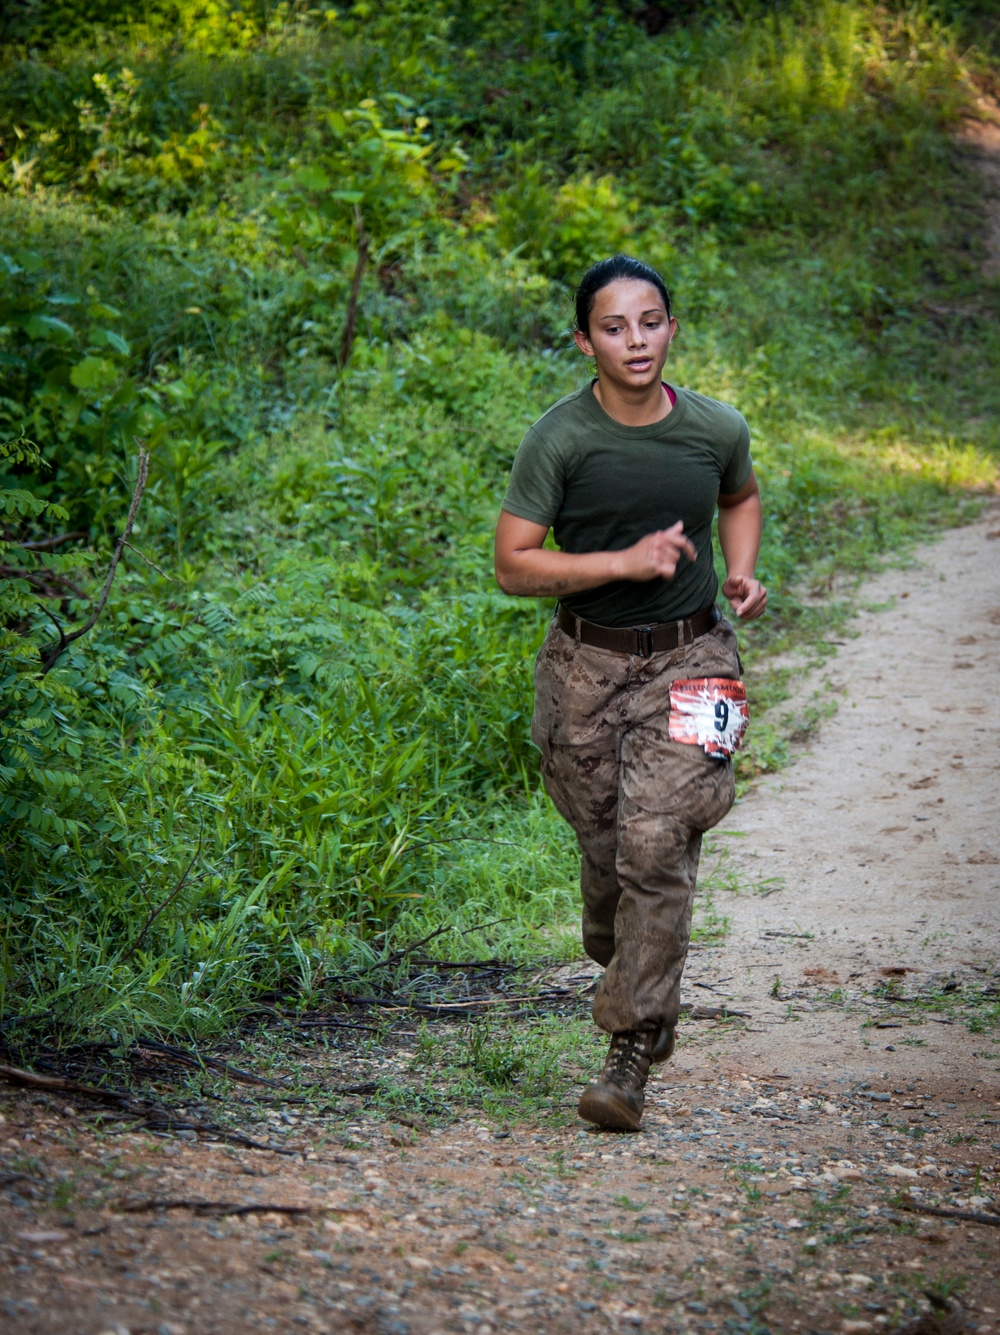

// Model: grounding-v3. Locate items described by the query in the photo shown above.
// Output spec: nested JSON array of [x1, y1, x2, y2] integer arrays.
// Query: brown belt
[[557, 603, 720, 658]]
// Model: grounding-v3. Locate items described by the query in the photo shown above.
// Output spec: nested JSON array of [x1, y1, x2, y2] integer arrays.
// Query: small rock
[[686, 1303, 707, 1314], [885, 1164, 920, 1178], [16, 1231, 68, 1245], [406, 1256, 432, 1269], [845, 1273, 874, 1289], [841, 1323, 874, 1334]]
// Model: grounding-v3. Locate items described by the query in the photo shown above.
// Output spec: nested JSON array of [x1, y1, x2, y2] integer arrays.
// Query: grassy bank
[[1, 0, 998, 1048]]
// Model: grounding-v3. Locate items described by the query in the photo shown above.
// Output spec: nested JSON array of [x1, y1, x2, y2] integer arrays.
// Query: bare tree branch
[[123, 540, 174, 581], [16, 532, 87, 551], [38, 440, 150, 677], [42, 607, 67, 658]]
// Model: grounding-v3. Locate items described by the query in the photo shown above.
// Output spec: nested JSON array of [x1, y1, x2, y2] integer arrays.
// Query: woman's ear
[[573, 328, 594, 358]]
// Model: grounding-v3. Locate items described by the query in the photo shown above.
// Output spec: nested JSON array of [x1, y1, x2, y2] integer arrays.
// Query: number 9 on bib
[[667, 677, 749, 759]]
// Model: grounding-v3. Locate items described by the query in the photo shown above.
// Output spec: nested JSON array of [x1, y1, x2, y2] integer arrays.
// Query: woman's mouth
[[625, 357, 652, 372]]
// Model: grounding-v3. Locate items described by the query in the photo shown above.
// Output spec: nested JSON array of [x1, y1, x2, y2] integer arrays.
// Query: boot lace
[[603, 1031, 654, 1090]]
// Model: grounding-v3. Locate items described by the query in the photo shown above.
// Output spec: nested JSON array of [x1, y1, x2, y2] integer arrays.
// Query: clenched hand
[[722, 573, 767, 620]]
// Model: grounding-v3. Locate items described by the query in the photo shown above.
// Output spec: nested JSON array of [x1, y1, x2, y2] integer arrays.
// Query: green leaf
[[296, 165, 331, 192], [69, 356, 119, 391], [25, 314, 76, 343], [92, 329, 131, 355], [147, 959, 172, 987]]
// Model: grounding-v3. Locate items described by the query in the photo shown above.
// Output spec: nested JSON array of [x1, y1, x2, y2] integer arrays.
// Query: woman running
[[495, 254, 767, 1131]]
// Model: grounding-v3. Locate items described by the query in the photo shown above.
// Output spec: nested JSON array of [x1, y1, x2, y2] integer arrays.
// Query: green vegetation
[[1, 1, 998, 1045]]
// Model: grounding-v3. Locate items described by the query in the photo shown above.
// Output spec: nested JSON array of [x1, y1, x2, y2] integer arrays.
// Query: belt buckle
[[635, 625, 655, 658]]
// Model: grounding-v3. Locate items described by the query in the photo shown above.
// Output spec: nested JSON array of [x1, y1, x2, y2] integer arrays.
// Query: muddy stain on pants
[[531, 614, 742, 1035]]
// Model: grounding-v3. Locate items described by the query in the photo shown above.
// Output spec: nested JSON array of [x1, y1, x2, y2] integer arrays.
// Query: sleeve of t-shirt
[[719, 413, 753, 495], [500, 424, 565, 528]]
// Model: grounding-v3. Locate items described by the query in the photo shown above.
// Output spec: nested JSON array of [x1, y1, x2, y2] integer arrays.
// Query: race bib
[[668, 677, 749, 759]]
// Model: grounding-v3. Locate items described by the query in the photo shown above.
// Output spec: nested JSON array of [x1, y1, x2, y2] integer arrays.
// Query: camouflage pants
[[531, 613, 742, 1035]]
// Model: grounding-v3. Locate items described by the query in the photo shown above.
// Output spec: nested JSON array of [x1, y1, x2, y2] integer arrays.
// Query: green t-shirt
[[501, 381, 752, 627]]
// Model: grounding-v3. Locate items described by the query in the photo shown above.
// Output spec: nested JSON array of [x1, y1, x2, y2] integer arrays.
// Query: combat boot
[[577, 1029, 656, 1131], [651, 1025, 675, 1063]]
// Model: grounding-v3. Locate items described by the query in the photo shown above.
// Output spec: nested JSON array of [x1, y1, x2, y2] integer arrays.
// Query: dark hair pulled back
[[574, 254, 672, 335]]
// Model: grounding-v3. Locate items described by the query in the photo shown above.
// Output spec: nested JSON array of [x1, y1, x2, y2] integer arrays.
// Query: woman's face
[[573, 278, 677, 393]]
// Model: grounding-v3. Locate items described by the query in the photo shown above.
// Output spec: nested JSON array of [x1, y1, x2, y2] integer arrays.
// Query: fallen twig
[[130, 1038, 284, 1089], [683, 1003, 752, 1020], [0, 1061, 124, 1099], [899, 1195, 1000, 1227], [293, 1018, 379, 1033], [334, 989, 584, 1017], [138, 1111, 297, 1156], [0, 1061, 295, 1155], [120, 1198, 326, 1217]]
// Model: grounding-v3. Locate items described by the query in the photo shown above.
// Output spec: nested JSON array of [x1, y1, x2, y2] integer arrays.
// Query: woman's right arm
[[494, 510, 696, 599]]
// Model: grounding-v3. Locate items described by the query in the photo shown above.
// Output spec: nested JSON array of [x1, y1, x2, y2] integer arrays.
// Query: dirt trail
[[698, 505, 1000, 1088], [2, 512, 999, 1335]]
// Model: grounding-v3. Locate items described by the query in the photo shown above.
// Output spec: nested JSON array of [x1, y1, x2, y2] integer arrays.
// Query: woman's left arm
[[717, 471, 767, 621]]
